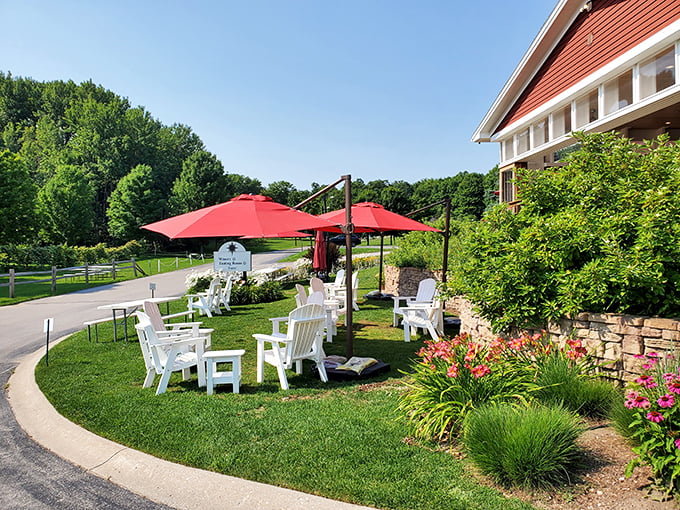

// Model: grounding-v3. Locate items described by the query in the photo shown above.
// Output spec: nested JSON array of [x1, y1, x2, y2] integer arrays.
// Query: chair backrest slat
[[415, 278, 437, 302], [286, 304, 325, 362]]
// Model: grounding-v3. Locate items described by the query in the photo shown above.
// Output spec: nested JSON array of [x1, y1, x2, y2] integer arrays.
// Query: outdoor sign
[[214, 242, 252, 272]]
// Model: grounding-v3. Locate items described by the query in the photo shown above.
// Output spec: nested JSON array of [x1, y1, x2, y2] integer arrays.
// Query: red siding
[[495, 0, 680, 133]]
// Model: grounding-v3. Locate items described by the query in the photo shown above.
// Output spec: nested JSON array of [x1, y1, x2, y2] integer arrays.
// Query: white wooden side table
[[203, 349, 245, 394]]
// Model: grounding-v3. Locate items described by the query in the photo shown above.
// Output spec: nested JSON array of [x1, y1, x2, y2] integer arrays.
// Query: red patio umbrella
[[142, 194, 336, 239], [318, 202, 440, 293], [312, 230, 327, 273]]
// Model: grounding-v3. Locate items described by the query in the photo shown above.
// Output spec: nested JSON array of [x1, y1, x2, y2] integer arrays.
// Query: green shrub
[[463, 403, 584, 489], [447, 132, 680, 331], [230, 280, 284, 305], [386, 231, 442, 270]]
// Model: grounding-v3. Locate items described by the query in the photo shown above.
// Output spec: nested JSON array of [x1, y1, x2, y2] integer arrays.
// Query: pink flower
[[657, 394, 675, 408], [668, 381, 680, 395], [646, 411, 664, 423], [627, 395, 651, 409], [663, 373, 677, 382], [446, 363, 459, 378], [636, 375, 658, 388], [675, 438, 680, 450], [470, 364, 491, 378], [464, 343, 482, 362], [633, 354, 646, 359]]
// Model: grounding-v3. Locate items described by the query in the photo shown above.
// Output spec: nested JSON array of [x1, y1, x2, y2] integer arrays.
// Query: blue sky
[[1, 1, 556, 189]]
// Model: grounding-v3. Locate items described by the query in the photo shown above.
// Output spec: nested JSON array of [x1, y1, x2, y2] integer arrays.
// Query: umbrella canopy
[[142, 194, 336, 239], [318, 202, 440, 293], [318, 202, 440, 234], [312, 230, 327, 272]]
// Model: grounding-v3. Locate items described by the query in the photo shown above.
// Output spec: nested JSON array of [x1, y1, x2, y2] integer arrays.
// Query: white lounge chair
[[401, 297, 444, 342], [134, 311, 207, 395], [143, 300, 213, 349], [187, 277, 222, 317], [392, 278, 437, 327], [253, 303, 328, 390]]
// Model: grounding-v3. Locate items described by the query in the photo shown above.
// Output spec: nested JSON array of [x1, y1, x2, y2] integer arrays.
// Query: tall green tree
[[36, 164, 95, 245], [169, 150, 228, 214], [0, 150, 36, 243], [451, 172, 485, 219], [224, 173, 263, 198], [107, 164, 165, 242], [264, 180, 297, 205]]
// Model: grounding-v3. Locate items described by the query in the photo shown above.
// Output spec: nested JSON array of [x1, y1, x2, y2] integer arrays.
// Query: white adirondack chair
[[324, 269, 345, 296], [333, 271, 360, 312], [294, 283, 308, 307], [392, 278, 437, 327], [307, 290, 343, 342], [143, 300, 213, 349], [253, 303, 328, 390], [187, 277, 222, 317], [134, 311, 207, 395], [400, 297, 444, 342], [219, 276, 234, 311]]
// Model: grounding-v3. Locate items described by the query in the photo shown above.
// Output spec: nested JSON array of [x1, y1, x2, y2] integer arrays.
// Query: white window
[[603, 70, 633, 115], [517, 128, 529, 154], [501, 169, 515, 203], [640, 46, 676, 99], [502, 138, 514, 161], [575, 89, 598, 128], [532, 118, 548, 148], [552, 104, 572, 138]]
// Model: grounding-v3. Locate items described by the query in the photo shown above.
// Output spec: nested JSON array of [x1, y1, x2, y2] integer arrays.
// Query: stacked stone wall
[[385, 265, 678, 382]]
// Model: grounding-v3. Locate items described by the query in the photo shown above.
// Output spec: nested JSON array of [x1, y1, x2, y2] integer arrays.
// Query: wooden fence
[[0, 259, 145, 298]]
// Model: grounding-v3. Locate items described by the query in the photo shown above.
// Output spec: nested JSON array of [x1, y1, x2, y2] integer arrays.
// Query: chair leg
[[295, 360, 302, 374], [256, 340, 265, 383], [403, 322, 411, 342], [272, 347, 289, 391], [316, 360, 328, 383], [156, 367, 174, 395], [426, 323, 440, 342], [143, 369, 155, 388]]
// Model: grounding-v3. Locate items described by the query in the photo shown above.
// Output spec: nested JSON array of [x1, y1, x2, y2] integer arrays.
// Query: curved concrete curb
[[7, 338, 370, 510]]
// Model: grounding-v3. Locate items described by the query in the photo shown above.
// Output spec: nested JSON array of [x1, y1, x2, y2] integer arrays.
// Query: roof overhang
[[472, 0, 589, 143]]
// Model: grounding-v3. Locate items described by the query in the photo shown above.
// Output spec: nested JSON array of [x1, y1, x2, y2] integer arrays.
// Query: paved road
[[0, 250, 301, 509]]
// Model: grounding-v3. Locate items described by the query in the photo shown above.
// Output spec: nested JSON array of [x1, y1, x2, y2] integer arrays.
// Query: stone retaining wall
[[385, 265, 678, 382]]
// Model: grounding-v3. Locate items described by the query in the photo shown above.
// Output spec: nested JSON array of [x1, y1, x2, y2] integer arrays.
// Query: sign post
[[44, 318, 54, 366]]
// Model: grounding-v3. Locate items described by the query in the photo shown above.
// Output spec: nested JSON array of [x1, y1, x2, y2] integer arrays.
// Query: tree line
[[0, 72, 498, 247]]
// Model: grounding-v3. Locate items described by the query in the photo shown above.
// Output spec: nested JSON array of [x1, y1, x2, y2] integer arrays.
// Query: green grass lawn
[[35, 268, 535, 510], [0, 255, 212, 306]]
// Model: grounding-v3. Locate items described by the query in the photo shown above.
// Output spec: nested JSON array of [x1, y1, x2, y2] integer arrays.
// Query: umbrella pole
[[343, 175, 353, 358], [378, 233, 384, 293]]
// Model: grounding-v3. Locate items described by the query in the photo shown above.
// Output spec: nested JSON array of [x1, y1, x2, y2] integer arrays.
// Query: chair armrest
[[268, 316, 289, 335], [166, 321, 203, 328], [156, 336, 205, 349], [252, 333, 290, 347]]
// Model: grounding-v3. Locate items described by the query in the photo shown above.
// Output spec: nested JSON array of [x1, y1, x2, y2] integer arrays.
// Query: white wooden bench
[[84, 317, 115, 342]]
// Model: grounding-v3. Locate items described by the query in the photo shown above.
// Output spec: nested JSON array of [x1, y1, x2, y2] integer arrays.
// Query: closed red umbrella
[[318, 202, 440, 293], [312, 230, 327, 272], [142, 194, 336, 239]]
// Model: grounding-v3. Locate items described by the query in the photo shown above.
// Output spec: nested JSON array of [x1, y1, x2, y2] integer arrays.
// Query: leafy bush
[[447, 132, 680, 331], [386, 231, 443, 270], [463, 403, 584, 489], [230, 280, 284, 305], [0, 240, 145, 271], [622, 351, 680, 497]]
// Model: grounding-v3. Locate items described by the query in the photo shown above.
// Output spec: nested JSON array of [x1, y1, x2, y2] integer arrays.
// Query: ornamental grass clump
[[463, 403, 584, 489], [533, 340, 617, 418], [622, 351, 680, 497]]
